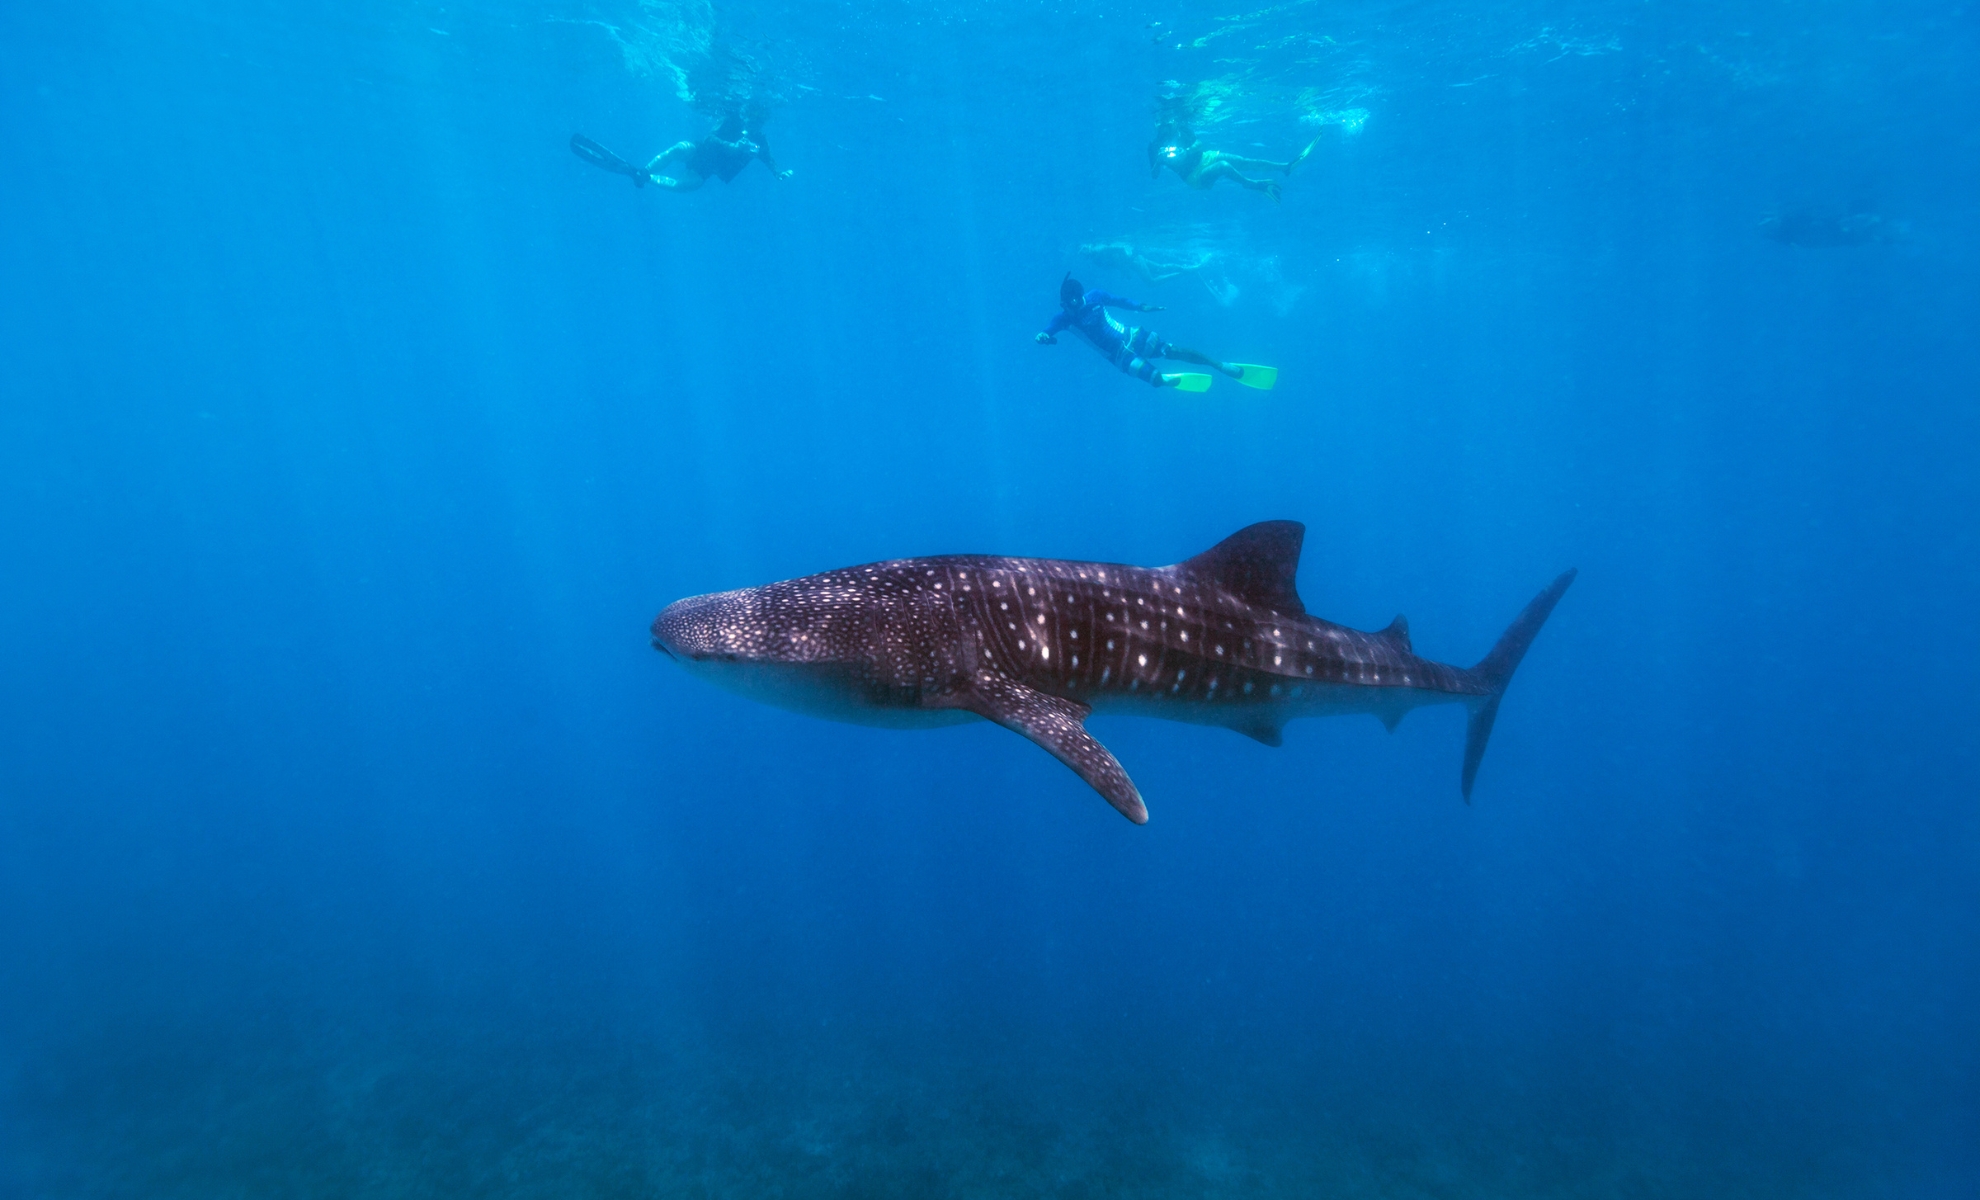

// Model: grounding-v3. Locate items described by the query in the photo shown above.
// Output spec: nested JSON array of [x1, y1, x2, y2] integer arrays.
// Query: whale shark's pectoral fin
[[949, 674, 1148, 824]]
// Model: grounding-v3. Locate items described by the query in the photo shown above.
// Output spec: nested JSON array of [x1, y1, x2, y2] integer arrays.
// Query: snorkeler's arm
[[755, 137, 792, 179], [1147, 141, 1163, 178], [1036, 312, 1072, 343], [1092, 292, 1163, 313]]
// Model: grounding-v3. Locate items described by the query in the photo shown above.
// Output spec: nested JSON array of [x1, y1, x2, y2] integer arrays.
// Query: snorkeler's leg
[[1238, 172, 1283, 199], [1164, 345, 1243, 378], [645, 141, 695, 170], [1197, 160, 1282, 200], [1169, 343, 1274, 387], [643, 142, 698, 185], [1110, 337, 1165, 386], [1221, 153, 1294, 173], [639, 142, 707, 190]]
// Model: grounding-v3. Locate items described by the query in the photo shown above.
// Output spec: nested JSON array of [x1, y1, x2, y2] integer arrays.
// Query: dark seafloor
[[1, 0, 1976, 1195]]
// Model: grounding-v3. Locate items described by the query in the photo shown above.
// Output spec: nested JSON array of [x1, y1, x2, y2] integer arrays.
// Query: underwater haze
[[2, 0, 1977, 1195]]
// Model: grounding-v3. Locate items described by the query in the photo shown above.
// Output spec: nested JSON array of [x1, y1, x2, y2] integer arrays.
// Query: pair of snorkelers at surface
[[570, 112, 791, 191], [576, 89, 1315, 202], [1036, 274, 1276, 393], [576, 96, 1318, 201]]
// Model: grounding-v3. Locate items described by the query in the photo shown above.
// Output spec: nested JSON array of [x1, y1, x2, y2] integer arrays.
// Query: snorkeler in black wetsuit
[[570, 113, 793, 191]]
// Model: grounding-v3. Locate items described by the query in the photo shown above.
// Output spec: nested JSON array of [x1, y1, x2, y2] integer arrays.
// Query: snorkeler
[[1035, 275, 1275, 392], [1147, 120, 1319, 201], [570, 112, 793, 191]]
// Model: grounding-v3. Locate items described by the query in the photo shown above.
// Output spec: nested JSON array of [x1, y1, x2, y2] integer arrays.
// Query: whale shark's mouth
[[650, 634, 745, 666]]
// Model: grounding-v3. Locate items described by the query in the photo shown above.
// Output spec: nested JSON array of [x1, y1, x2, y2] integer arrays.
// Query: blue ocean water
[[2, 0, 1976, 1193]]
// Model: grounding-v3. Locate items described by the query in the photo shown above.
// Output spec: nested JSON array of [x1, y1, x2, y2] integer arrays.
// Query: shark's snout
[[650, 590, 757, 663]]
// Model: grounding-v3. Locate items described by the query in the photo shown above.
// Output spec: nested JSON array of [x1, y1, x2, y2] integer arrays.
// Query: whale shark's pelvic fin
[[954, 673, 1148, 823], [1177, 520, 1307, 616], [1232, 715, 1286, 747], [1460, 569, 1578, 801]]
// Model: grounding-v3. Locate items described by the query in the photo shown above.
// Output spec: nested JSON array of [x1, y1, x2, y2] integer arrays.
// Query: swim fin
[[1229, 364, 1278, 390], [570, 133, 648, 186], [1163, 373, 1213, 392]]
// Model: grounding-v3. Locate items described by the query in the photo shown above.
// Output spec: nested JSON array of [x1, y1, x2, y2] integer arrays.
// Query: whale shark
[[651, 522, 1574, 823]]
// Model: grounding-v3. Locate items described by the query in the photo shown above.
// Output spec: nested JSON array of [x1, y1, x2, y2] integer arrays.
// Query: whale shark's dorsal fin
[[1177, 521, 1307, 616], [1378, 614, 1411, 650]]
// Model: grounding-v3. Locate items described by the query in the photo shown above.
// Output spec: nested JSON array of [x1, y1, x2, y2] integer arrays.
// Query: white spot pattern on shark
[[651, 522, 1575, 824]]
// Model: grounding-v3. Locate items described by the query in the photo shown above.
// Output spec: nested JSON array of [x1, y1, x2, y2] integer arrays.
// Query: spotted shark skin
[[651, 522, 1574, 824]]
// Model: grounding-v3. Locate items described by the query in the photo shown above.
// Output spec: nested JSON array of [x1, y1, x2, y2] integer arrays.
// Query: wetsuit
[[687, 135, 769, 182], [1041, 290, 1175, 385]]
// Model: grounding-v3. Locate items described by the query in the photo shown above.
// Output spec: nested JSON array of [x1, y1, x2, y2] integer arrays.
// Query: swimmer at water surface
[[571, 111, 792, 191]]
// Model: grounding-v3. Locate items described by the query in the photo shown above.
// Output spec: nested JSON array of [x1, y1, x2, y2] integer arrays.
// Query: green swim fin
[[1229, 364, 1278, 390], [1163, 372, 1214, 392]]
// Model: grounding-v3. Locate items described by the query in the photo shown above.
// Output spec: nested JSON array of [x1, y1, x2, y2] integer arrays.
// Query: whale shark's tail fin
[[1460, 569, 1577, 800]]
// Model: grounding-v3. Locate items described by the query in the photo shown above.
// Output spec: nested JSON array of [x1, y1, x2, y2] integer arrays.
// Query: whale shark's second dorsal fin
[[1377, 614, 1411, 650], [1177, 521, 1307, 616]]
